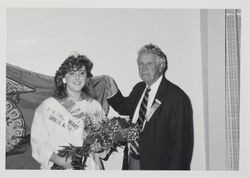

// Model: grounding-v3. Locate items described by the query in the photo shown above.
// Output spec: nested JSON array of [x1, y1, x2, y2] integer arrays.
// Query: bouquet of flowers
[[51, 113, 140, 170]]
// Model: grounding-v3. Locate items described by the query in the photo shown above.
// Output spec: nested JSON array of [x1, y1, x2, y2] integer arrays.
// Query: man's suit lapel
[[154, 77, 169, 104], [144, 77, 169, 124]]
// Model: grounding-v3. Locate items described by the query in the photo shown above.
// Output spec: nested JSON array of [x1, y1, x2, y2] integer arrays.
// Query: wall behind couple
[[7, 8, 205, 169]]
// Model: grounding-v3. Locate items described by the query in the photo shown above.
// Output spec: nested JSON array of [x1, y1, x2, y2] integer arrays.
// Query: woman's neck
[[67, 91, 82, 102]]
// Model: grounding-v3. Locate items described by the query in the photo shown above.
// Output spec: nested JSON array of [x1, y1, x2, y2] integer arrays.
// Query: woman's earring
[[62, 78, 66, 84]]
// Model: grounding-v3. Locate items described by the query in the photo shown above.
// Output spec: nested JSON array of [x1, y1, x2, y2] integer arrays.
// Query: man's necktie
[[130, 87, 151, 159]]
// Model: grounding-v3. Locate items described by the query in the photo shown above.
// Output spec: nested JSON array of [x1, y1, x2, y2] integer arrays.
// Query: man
[[106, 44, 193, 170]]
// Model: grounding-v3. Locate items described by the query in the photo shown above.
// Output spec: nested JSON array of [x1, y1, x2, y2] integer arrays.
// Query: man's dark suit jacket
[[107, 77, 194, 170]]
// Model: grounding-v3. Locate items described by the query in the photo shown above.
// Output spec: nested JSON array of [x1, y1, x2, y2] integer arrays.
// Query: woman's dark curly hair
[[53, 54, 97, 100]]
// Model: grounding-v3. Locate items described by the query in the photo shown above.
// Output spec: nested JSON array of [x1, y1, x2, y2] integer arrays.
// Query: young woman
[[31, 54, 106, 169]]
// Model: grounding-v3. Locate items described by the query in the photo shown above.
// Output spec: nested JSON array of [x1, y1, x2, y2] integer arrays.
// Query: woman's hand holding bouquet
[[51, 115, 140, 170]]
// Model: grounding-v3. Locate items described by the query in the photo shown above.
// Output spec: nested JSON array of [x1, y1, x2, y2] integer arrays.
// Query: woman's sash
[[45, 97, 83, 133]]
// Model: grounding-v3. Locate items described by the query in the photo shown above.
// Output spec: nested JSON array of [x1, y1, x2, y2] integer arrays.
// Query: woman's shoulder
[[36, 97, 57, 111], [84, 98, 102, 107], [81, 98, 104, 114], [40, 97, 57, 105]]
